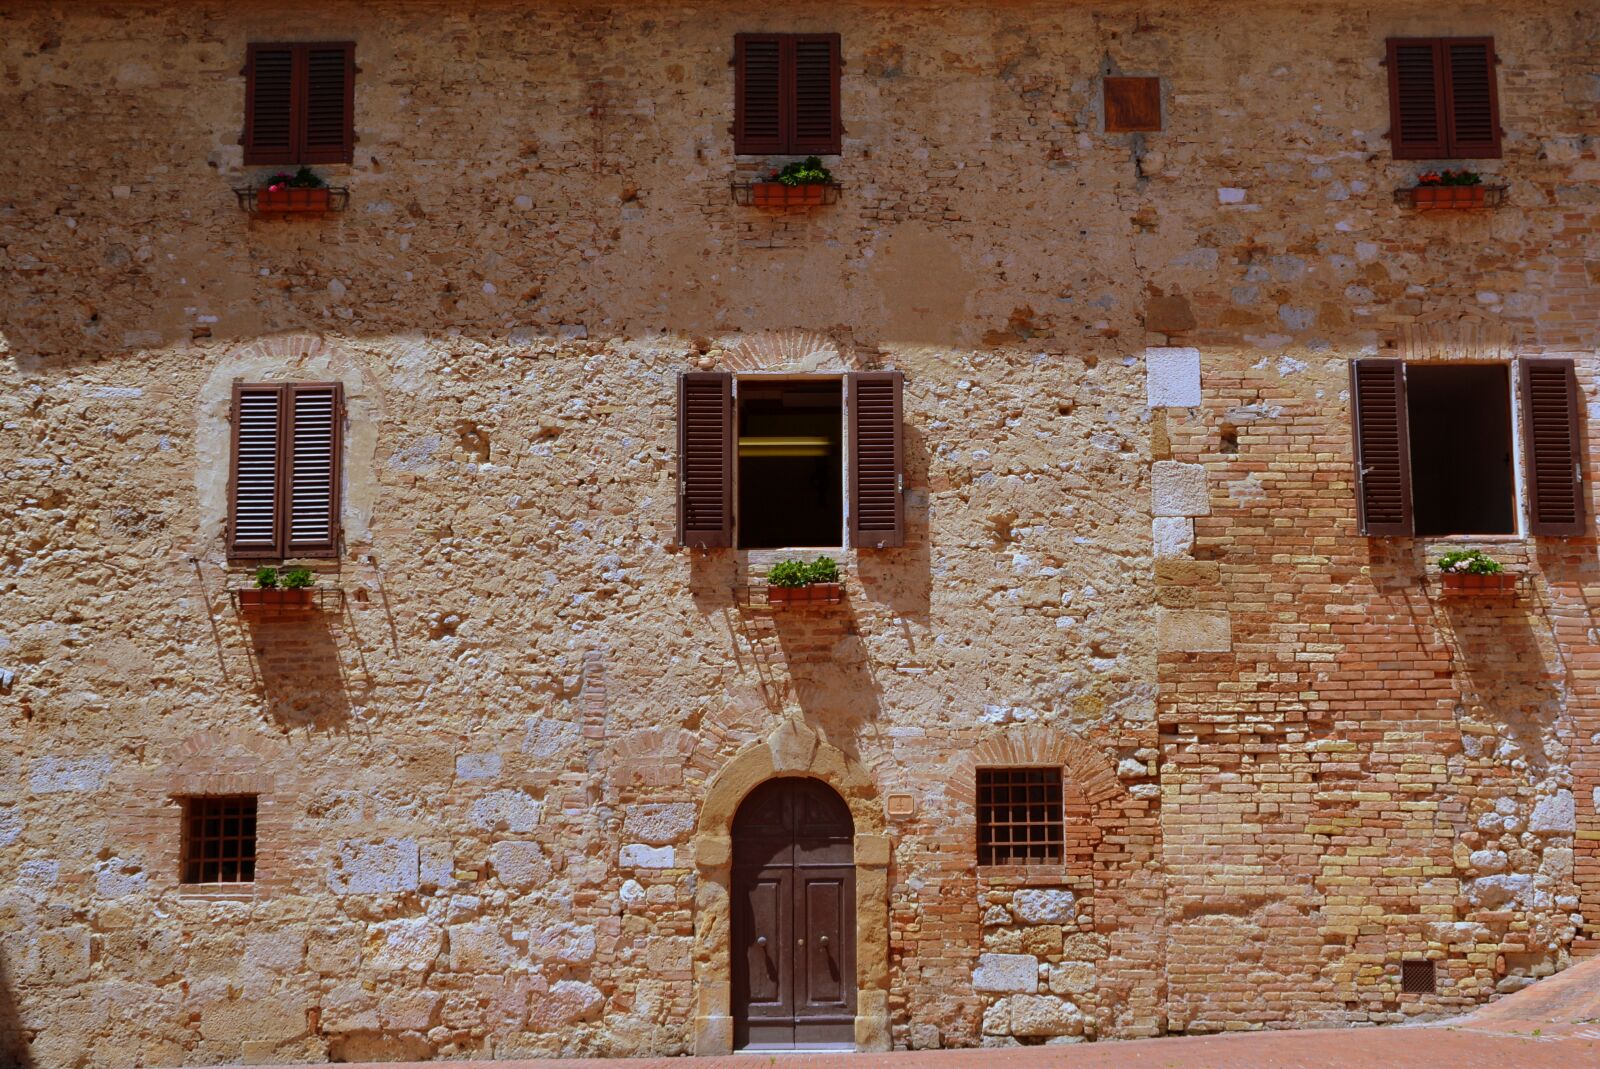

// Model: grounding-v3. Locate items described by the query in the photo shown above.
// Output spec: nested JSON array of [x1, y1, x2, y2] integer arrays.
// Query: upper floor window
[[1385, 37, 1501, 159], [243, 42, 356, 166], [733, 33, 842, 156], [228, 382, 344, 559], [1351, 359, 1585, 537], [677, 372, 903, 550]]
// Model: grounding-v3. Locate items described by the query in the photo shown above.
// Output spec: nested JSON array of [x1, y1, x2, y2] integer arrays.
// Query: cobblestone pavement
[[253, 958, 1600, 1069]]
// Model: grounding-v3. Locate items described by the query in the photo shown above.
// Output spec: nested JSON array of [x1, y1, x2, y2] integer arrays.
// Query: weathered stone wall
[[0, 0, 1596, 1064]]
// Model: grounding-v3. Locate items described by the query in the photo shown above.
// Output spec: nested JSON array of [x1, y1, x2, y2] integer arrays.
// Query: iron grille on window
[[977, 767, 1063, 866], [1401, 959, 1436, 994], [182, 796, 258, 884]]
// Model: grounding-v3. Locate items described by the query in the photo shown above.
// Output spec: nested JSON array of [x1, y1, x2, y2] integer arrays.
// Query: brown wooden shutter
[[301, 43, 356, 164], [243, 44, 297, 165], [678, 372, 733, 548], [1387, 39, 1447, 160], [1104, 76, 1162, 133], [790, 34, 841, 155], [1442, 38, 1501, 158], [1521, 358, 1586, 537], [229, 383, 287, 558], [848, 371, 904, 549], [734, 34, 784, 155], [1350, 360, 1413, 537], [284, 383, 343, 556]]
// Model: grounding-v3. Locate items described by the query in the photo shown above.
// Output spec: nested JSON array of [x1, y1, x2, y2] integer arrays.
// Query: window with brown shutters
[[1385, 37, 1501, 160], [228, 382, 344, 559], [675, 373, 906, 551], [244, 42, 355, 166], [1351, 360, 1414, 536], [1520, 358, 1587, 536], [734, 33, 841, 156]]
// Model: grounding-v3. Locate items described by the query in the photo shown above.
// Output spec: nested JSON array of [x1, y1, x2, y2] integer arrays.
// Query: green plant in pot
[[766, 556, 843, 605]]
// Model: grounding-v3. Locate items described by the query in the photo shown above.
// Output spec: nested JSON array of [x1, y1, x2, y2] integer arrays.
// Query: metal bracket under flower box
[[1393, 185, 1507, 210], [231, 587, 345, 620], [731, 182, 841, 208], [234, 186, 350, 215]]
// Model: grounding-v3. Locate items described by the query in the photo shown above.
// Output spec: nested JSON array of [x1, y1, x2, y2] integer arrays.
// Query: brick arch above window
[[945, 725, 1126, 809]]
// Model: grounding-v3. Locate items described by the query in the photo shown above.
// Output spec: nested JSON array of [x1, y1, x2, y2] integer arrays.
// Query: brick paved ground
[[248, 957, 1600, 1069]]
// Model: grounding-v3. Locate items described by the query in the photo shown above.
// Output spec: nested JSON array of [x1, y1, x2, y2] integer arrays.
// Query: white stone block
[[1152, 461, 1211, 516], [368, 918, 442, 973], [29, 756, 111, 795], [1145, 347, 1202, 407], [528, 979, 604, 1028], [329, 838, 420, 895], [973, 953, 1039, 993], [620, 843, 675, 868], [1008, 994, 1086, 1038], [0, 806, 19, 847], [1157, 609, 1232, 653], [528, 921, 596, 964], [1013, 889, 1076, 924], [1530, 790, 1576, 833], [623, 803, 697, 845], [1217, 187, 1247, 204], [1152, 517, 1194, 558], [489, 841, 550, 887], [455, 752, 502, 781], [469, 789, 543, 833]]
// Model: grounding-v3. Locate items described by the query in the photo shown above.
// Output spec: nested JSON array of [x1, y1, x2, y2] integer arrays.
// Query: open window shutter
[[678, 372, 733, 548], [734, 35, 784, 155], [849, 371, 905, 549], [302, 43, 355, 164], [1442, 39, 1500, 158], [284, 383, 343, 556], [243, 44, 297, 165], [1350, 360, 1413, 536], [229, 384, 287, 558], [791, 34, 841, 155], [1521, 358, 1586, 537], [1386, 39, 1447, 160]]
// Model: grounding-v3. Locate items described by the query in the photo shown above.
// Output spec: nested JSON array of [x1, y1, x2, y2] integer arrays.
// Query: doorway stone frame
[[691, 721, 891, 1054]]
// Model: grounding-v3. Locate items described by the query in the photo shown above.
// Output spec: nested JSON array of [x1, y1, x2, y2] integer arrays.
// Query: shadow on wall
[[856, 423, 934, 623], [243, 616, 355, 731], [0, 953, 34, 1069]]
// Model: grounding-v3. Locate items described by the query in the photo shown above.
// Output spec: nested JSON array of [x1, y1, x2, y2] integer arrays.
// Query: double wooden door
[[732, 777, 856, 1050]]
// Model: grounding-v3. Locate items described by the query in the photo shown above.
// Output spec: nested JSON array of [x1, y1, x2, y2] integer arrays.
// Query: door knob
[[756, 937, 767, 946], [819, 935, 829, 946], [797, 938, 805, 947]]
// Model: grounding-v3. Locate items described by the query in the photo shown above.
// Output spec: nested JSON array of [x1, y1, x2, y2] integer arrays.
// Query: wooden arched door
[[732, 777, 856, 1050]]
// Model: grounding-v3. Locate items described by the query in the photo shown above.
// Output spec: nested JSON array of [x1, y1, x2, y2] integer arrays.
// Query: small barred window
[[181, 795, 258, 885], [977, 767, 1063, 866]]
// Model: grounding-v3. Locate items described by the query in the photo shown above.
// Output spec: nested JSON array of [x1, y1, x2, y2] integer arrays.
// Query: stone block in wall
[[1151, 462, 1211, 516], [1152, 517, 1194, 558], [366, 918, 443, 974], [1529, 790, 1575, 833], [0, 806, 20, 846], [469, 789, 543, 833], [623, 803, 697, 845], [1156, 609, 1232, 653], [455, 752, 503, 781], [620, 843, 675, 868], [329, 838, 420, 895], [973, 952, 1039, 993], [528, 921, 596, 964], [488, 840, 550, 887], [449, 922, 519, 971], [1013, 888, 1076, 924], [1048, 961, 1096, 995], [528, 979, 604, 1029], [1145, 347, 1201, 407], [197, 996, 308, 1044], [1007, 994, 1086, 1038], [28, 756, 111, 795]]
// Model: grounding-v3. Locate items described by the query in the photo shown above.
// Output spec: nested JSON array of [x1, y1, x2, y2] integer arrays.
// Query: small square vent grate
[[1401, 959, 1436, 994]]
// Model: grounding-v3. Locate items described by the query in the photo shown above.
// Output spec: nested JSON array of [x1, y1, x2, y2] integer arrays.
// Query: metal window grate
[[1401, 959, 1436, 994], [182, 796, 258, 884], [977, 767, 1063, 866]]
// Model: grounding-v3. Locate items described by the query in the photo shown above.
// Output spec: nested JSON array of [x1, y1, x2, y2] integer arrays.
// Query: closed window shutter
[[1387, 39, 1447, 160], [735, 35, 784, 155], [678, 372, 733, 548], [1521, 358, 1586, 537], [1442, 39, 1500, 158], [1350, 360, 1413, 536], [243, 44, 297, 165], [848, 371, 905, 548], [790, 34, 841, 155], [229, 384, 287, 558], [301, 43, 356, 164], [285, 384, 343, 556]]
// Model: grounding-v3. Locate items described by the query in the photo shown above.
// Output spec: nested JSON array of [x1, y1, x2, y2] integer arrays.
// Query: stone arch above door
[[691, 721, 889, 1055]]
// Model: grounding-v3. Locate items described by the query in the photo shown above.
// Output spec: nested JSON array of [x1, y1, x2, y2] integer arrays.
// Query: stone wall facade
[[1, 0, 1597, 1064]]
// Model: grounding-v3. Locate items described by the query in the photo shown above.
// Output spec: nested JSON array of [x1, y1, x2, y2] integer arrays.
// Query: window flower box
[[733, 155, 840, 208], [235, 588, 318, 617], [234, 166, 349, 215], [768, 581, 843, 606], [1440, 572, 1517, 596], [1394, 170, 1506, 210]]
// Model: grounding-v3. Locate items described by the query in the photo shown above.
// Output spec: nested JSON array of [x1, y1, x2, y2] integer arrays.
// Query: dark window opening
[[1406, 364, 1515, 536], [737, 380, 842, 549], [977, 767, 1063, 866], [181, 795, 258, 885], [1401, 959, 1437, 994]]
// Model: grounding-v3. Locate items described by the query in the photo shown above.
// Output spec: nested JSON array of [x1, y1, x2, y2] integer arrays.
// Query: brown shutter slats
[[243, 44, 296, 165], [791, 35, 841, 155], [735, 35, 784, 155], [678, 372, 733, 548], [230, 385, 286, 558], [302, 44, 355, 164], [1387, 39, 1446, 160], [849, 371, 904, 549], [1442, 39, 1500, 158], [1521, 359, 1586, 537], [1350, 360, 1413, 537], [285, 384, 343, 556]]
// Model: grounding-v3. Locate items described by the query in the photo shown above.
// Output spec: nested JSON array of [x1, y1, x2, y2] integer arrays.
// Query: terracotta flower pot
[[751, 182, 829, 208], [257, 187, 332, 212], [1441, 572, 1516, 595], [1413, 185, 1485, 210], [238, 587, 318, 616], [768, 582, 843, 606]]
